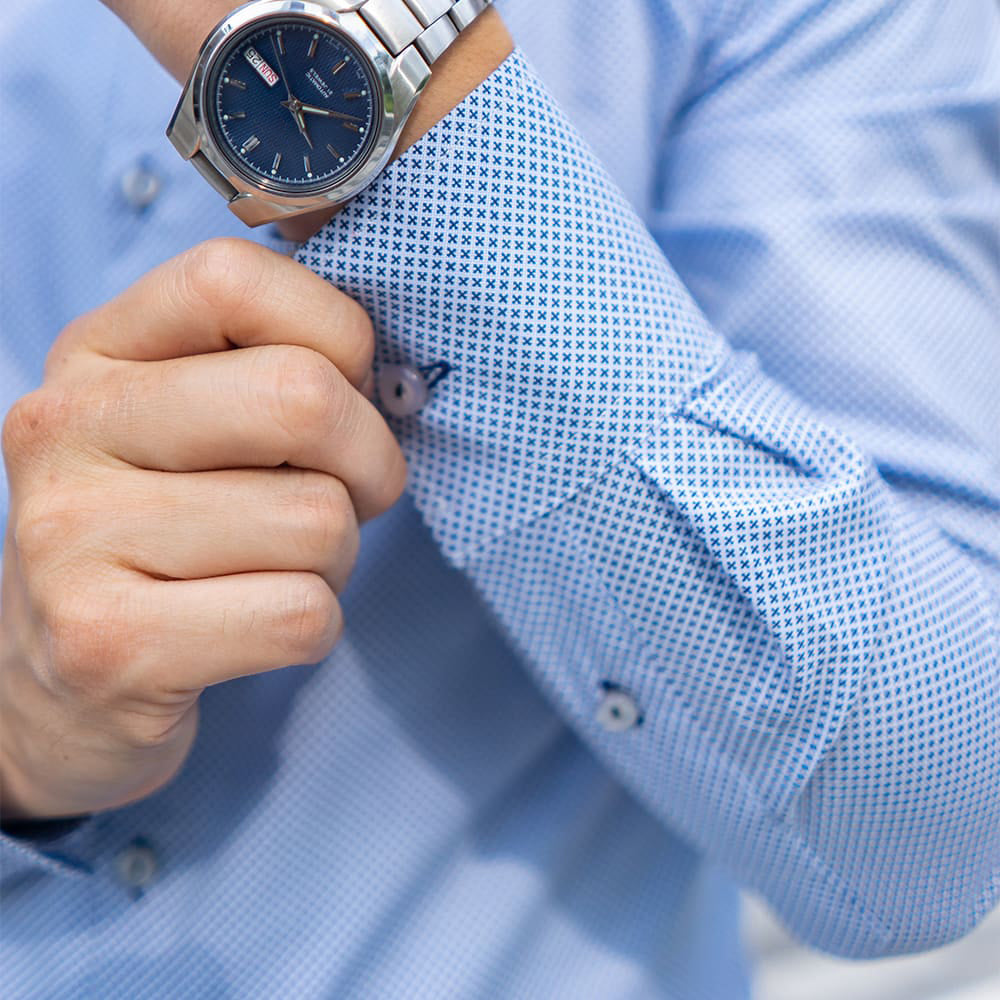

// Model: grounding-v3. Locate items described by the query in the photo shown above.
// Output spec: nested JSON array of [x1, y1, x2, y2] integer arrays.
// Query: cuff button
[[596, 688, 641, 732], [377, 364, 429, 418]]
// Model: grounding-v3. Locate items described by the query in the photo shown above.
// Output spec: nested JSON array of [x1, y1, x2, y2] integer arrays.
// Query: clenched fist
[[0, 239, 407, 822]]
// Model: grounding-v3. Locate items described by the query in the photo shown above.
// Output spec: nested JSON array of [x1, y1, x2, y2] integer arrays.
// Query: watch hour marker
[[304, 154, 312, 177], [271, 152, 282, 174], [224, 77, 247, 90], [241, 136, 260, 154], [276, 31, 285, 55], [223, 112, 246, 121], [342, 122, 363, 133], [343, 92, 362, 100], [331, 58, 348, 75], [327, 143, 344, 162], [307, 34, 319, 59]]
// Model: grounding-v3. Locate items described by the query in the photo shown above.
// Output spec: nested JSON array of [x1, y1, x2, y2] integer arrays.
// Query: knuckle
[[177, 238, 270, 318], [293, 474, 356, 556], [43, 314, 91, 381], [268, 348, 345, 441], [42, 589, 135, 700], [117, 705, 194, 753], [2, 388, 74, 467], [1, 393, 40, 467], [13, 492, 84, 565], [276, 578, 342, 662], [384, 444, 409, 508]]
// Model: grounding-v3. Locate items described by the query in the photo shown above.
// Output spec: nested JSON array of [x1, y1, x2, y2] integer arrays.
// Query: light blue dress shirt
[[2, 1, 998, 997]]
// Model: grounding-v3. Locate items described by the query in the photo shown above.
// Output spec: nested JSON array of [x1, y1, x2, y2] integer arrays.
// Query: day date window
[[244, 46, 279, 87]]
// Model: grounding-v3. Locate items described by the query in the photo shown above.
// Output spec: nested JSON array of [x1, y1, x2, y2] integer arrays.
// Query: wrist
[[384, 8, 512, 160], [281, 7, 511, 240], [104, 2, 513, 239], [102, 1, 235, 83]]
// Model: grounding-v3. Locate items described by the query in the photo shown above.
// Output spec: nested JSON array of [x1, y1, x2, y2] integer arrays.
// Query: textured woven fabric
[[2, 0, 999, 997]]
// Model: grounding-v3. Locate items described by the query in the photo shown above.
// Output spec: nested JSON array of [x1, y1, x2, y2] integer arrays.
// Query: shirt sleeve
[[307, 2, 991, 961], [0, 813, 98, 884]]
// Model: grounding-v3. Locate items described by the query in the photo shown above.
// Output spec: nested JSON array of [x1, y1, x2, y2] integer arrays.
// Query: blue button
[[120, 165, 161, 210], [115, 838, 159, 889]]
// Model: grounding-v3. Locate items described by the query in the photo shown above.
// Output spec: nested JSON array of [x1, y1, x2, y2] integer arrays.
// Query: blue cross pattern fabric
[[296, 28, 1000, 957], [1, 0, 998, 997]]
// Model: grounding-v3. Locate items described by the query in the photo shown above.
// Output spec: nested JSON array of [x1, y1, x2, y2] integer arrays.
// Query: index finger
[[46, 238, 374, 390]]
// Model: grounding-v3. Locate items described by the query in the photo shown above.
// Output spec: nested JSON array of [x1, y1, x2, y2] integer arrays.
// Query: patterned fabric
[[2, 1, 998, 997]]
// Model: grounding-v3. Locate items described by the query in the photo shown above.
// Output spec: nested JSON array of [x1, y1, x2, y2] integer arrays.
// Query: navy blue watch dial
[[208, 18, 380, 193]]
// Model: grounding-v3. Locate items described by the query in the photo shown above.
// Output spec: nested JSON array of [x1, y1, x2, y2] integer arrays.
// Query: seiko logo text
[[306, 67, 333, 99], [244, 47, 279, 87]]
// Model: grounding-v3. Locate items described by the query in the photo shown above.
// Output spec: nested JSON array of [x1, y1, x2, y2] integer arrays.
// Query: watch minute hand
[[299, 104, 362, 123]]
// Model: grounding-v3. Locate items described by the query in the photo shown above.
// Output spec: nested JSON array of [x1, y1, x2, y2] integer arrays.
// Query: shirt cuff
[[1, 816, 98, 883], [296, 48, 725, 565]]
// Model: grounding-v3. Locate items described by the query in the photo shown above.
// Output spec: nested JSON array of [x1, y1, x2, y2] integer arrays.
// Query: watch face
[[206, 17, 380, 194]]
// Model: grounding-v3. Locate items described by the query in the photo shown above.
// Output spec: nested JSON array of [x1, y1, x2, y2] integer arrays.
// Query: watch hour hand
[[295, 110, 314, 149], [280, 97, 314, 149]]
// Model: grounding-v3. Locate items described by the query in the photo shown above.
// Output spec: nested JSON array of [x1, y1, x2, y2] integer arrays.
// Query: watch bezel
[[169, 0, 429, 225]]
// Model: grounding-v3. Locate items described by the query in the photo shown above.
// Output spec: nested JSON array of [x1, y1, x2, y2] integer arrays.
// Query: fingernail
[[361, 369, 376, 403]]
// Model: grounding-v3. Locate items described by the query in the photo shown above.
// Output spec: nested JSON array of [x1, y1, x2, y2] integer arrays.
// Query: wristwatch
[[167, 0, 492, 227]]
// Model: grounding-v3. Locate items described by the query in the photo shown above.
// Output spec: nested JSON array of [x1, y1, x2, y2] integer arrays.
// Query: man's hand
[[0, 239, 407, 822]]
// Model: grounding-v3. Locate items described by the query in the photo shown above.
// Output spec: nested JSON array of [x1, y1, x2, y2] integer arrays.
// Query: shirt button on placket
[[120, 164, 162, 211], [114, 837, 159, 893]]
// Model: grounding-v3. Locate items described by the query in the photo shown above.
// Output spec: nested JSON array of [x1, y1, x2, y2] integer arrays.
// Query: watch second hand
[[271, 35, 314, 149], [271, 35, 294, 101]]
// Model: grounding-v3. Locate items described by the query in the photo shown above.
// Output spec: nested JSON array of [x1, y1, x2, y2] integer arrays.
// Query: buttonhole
[[418, 361, 453, 390]]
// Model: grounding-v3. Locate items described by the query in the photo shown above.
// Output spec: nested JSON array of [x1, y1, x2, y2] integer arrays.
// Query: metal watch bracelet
[[351, 0, 493, 66]]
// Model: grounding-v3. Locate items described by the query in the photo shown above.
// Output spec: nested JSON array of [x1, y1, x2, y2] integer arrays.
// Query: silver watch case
[[167, 0, 431, 227]]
